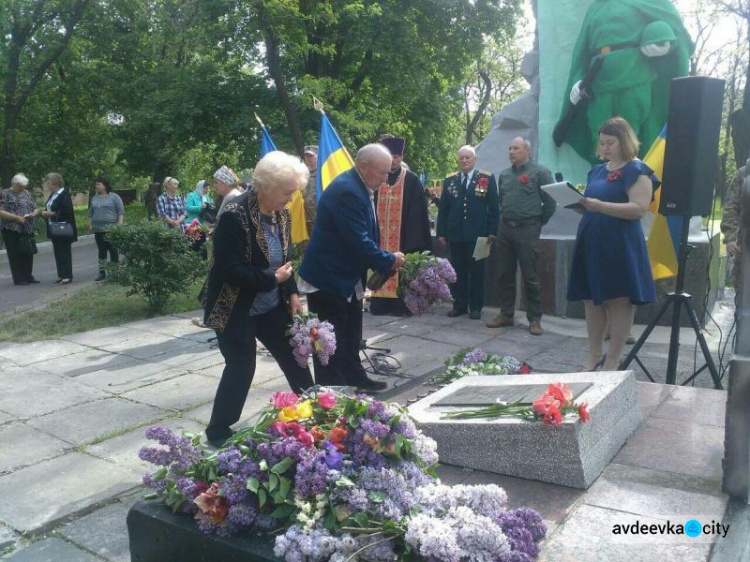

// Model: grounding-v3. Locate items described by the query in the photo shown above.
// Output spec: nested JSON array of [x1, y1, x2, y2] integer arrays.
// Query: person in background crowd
[[157, 177, 186, 231], [202, 151, 313, 448], [299, 144, 405, 391], [567, 117, 657, 371], [303, 145, 318, 236], [88, 177, 124, 281], [486, 137, 556, 335], [214, 166, 244, 215], [186, 179, 212, 259], [42, 172, 77, 285], [0, 173, 39, 285], [370, 136, 432, 316], [721, 156, 750, 289], [436, 145, 499, 320]]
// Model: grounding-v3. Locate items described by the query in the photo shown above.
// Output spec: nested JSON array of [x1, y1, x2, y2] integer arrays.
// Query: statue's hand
[[641, 42, 671, 58], [569, 81, 583, 105]]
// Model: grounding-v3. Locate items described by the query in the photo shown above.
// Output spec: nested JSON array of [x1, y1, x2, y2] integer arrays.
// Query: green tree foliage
[[104, 220, 206, 312]]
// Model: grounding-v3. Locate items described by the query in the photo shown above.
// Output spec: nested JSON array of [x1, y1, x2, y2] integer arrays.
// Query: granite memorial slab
[[408, 372, 642, 489]]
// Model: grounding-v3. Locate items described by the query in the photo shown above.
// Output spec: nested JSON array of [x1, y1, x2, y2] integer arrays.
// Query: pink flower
[[194, 482, 228, 524], [271, 391, 299, 410], [317, 392, 337, 409], [296, 430, 315, 448], [532, 394, 560, 415], [546, 383, 573, 405], [578, 403, 590, 423], [269, 421, 288, 436], [542, 406, 564, 426]]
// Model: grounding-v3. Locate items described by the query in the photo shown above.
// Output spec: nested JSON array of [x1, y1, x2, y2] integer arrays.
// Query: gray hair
[[512, 137, 532, 151], [253, 150, 309, 195], [44, 173, 64, 188], [11, 173, 29, 188], [355, 143, 392, 165], [457, 145, 476, 157]]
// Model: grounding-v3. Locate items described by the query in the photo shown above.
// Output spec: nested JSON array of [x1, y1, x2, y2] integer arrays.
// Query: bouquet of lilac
[[431, 347, 531, 384], [288, 313, 336, 368], [139, 390, 546, 561], [399, 252, 456, 316]]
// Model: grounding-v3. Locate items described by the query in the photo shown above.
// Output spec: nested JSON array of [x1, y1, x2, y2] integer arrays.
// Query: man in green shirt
[[487, 137, 556, 335]]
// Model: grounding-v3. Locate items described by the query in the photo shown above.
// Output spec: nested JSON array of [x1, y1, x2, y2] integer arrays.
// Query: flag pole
[[312, 96, 325, 114], [254, 112, 266, 129]]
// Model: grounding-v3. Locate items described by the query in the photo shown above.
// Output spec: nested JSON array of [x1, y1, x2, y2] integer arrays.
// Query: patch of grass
[[0, 279, 204, 343]]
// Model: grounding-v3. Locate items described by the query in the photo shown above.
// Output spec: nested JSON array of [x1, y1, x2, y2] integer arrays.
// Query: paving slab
[[0, 525, 16, 551], [190, 363, 224, 379], [183, 388, 275, 427], [0, 453, 136, 533], [375, 319, 441, 338], [28, 398, 167, 446], [0, 369, 109, 418], [159, 346, 223, 369], [6, 537, 100, 562], [369, 335, 462, 372], [31, 349, 132, 378], [635, 382, 676, 418], [361, 313, 401, 328], [73, 359, 183, 394], [98, 333, 196, 360], [0, 423, 71, 473], [650, 386, 726, 427], [417, 325, 497, 348], [476, 337, 549, 363], [614, 417, 724, 483], [59, 325, 152, 347], [0, 410, 15, 426], [0, 340, 90, 367], [85, 417, 204, 476], [124, 316, 210, 339], [120, 373, 219, 412], [59, 494, 141, 562], [539, 504, 713, 561]]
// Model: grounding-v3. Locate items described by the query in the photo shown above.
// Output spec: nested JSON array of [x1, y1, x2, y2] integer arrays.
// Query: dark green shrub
[[104, 221, 206, 313]]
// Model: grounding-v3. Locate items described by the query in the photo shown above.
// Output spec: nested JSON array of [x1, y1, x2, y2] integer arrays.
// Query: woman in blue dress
[[568, 117, 657, 371]]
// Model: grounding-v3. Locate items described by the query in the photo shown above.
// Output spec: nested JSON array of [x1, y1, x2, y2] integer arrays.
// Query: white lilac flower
[[405, 513, 463, 561]]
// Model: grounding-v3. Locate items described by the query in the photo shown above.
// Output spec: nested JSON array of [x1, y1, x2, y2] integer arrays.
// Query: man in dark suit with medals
[[436, 145, 499, 320]]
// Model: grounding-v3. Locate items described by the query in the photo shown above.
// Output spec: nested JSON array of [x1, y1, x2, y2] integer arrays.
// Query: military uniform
[[493, 160, 556, 324], [720, 161, 750, 287], [436, 169, 499, 314]]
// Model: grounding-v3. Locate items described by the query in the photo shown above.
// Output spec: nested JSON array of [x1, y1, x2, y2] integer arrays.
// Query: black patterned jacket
[[202, 190, 297, 333]]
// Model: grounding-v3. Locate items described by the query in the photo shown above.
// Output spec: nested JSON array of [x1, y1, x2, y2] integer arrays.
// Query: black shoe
[[355, 377, 388, 392], [14, 281, 29, 286], [447, 309, 467, 318], [95, 272, 106, 282], [28, 278, 40, 284], [469, 311, 481, 320], [206, 435, 233, 449]]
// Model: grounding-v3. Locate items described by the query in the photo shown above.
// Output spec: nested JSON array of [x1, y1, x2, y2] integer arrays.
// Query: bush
[[104, 221, 206, 313]]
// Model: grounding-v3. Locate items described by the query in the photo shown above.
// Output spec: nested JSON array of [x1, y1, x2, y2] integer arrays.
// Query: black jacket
[[202, 190, 297, 333], [45, 188, 78, 242]]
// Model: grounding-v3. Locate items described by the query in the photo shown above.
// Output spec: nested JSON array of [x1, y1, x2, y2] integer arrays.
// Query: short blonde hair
[[11, 173, 29, 187], [597, 117, 640, 161], [253, 151, 309, 194]]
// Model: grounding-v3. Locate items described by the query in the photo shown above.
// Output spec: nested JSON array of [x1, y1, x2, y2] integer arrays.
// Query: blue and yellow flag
[[316, 112, 354, 201], [644, 125, 683, 280], [255, 114, 308, 244]]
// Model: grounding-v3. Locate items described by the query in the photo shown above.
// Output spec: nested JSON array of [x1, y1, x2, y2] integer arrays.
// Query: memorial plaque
[[433, 382, 592, 407]]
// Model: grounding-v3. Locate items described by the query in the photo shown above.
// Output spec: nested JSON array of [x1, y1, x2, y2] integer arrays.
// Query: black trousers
[[51, 238, 73, 280], [1, 229, 34, 284], [95, 232, 119, 274], [206, 303, 314, 442], [307, 290, 368, 387], [190, 232, 208, 261], [449, 240, 485, 313]]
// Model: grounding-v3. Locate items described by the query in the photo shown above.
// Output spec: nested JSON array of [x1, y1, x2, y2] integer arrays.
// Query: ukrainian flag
[[316, 112, 354, 200], [256, 114, 308, 244], [644, 125, 683, 280]]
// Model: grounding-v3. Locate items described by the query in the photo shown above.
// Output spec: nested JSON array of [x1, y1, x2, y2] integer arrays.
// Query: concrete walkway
[[0, 298, 735, 560]]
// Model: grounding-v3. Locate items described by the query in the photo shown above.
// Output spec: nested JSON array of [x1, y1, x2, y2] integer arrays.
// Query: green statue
[[555, 0, 693, 163]]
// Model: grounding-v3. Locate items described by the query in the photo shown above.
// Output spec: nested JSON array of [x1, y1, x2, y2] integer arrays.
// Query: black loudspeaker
[[660, 76, 725, 216]]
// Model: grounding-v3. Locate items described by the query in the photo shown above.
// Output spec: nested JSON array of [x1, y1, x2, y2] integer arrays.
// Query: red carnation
[[519, 174, 530, 184], [477, 177, 489, 188], [578, 403, 590, 423], [606, 169, 622, 182]]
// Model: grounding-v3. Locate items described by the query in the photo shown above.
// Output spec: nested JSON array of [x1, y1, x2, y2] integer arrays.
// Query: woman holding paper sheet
[[567, 117, 657, 371]]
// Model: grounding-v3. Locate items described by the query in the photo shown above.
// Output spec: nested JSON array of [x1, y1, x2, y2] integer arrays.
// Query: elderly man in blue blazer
[[299, 144, 405, 391]]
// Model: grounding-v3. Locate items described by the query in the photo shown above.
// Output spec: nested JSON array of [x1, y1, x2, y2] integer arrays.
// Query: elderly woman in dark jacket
[[41, 173, 78, 284], [202, 153, 314, 447]]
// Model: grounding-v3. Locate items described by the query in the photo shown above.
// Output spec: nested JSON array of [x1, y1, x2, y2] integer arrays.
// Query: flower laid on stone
[[139, 389, 546, 560], [184, 219, 208, 241], [431, 347, 531, 384], [288, 313, 336, 368], [398, 251, 456, 316], [443, 382, 590, 427]]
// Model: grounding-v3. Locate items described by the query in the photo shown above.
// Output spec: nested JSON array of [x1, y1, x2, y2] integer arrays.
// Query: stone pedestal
[[408, 372, 642, 489]]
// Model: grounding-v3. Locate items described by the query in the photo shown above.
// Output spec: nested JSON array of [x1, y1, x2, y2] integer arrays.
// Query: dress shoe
[[486, 315, 514, 328], [355, 377, 388, 392], [469, 311, 481, 320], [447, 309, 467, 318], [28, 278, 40, 284], [14, 281, 29, 286], [529, 321, 543, 336]]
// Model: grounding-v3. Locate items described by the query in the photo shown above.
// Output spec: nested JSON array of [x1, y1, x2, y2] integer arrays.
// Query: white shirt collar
[[462, 169, 475, 182]]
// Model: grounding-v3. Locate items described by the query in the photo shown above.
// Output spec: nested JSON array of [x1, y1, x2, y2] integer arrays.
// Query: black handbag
[[199, 205, 217, 224], [17, 234, 38, 255], [48, 221, 74, 239]]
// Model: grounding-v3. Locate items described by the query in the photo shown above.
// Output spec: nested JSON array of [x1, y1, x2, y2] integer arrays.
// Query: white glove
[[569, 80, 583, 105], [641, 42, 671, 58]]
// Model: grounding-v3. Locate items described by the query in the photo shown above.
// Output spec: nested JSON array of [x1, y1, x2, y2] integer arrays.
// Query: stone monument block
[[408, 372, 642, 489]]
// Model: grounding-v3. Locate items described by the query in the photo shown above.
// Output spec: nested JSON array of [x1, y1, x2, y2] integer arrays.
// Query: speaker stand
[[619, 216, 723, 389]]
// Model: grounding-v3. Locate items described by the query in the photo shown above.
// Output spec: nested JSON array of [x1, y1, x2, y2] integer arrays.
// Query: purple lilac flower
[[139, 426, 202, 471], [403, 258, 456, 316], [257, 437, 306, 467], [462, 348, 487, 365], [221, 474, 250, 505], [216, 446, 242, 474], [289, 315, 337, 367], [294, 452, 331, 497], [366, 400, 390, 422]]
